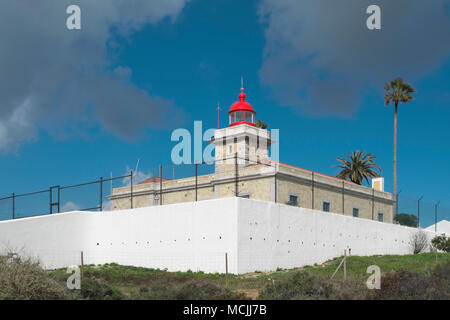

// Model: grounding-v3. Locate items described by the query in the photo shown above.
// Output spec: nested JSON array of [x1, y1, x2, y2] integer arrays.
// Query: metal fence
[[0, 173, 133, 221], [1, 156, 449, 231], [396, 193, 449, 231], [105, 155, 398, 222]]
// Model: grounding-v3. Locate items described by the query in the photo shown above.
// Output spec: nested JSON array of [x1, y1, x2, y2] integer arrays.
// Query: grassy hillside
[[50, 252, 449, 299], [1, 252, 448, 299]]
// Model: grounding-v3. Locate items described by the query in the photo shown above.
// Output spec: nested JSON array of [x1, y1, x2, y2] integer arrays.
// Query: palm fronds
[[384, 77, 416, 106], [334, 150, 381, 185]]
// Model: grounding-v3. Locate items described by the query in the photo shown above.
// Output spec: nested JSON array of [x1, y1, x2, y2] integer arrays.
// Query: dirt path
[[234, 258, 340, 299], [239, 258, 338, 279], [234, 289, 260, 300]]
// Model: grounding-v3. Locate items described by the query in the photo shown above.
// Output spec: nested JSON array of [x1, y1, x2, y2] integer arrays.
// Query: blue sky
[[0, 0, 449, 225]]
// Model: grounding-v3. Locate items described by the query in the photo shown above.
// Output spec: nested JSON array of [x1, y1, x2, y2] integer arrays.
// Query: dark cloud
[[0, 0, 189, 152], [258, 0, 450, 116]]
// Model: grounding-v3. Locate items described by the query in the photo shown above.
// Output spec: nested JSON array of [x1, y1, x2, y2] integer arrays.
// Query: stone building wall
[[109, 161, 393, 223]]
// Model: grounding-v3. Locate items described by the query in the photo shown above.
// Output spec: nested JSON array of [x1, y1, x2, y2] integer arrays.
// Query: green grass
[[297, 252, 450, 281], [50, 253, 450, 299]]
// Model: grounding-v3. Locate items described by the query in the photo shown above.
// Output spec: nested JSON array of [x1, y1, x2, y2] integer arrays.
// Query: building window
[[378, 212, 384, 222], [236, 111, 245, 122], [287, 194, 299, 206], [353, 207, 360, 218], [228, 145, 233, 155], [245, 136, 249, 161], [238, 193, 250, 199], [322, 201, 331, 212]]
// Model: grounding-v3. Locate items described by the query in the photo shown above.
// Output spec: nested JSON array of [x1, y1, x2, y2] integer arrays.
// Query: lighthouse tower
[[211, 82, 272, 175]]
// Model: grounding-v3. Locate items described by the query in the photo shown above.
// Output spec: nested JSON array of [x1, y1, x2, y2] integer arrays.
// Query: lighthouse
[[211, 82, 272, 175], [228, 86, 256, 127]]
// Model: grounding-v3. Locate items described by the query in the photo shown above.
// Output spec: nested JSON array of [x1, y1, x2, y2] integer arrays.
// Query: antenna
[[240, 75, 244, 92], [134, 159, 140, 182]]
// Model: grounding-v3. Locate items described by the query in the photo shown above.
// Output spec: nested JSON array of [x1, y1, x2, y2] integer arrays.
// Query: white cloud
[[0, 0, 190, 153], [61, 201, 81, 212], [258, 0, 450, 116], [121, 165, 155, 186]]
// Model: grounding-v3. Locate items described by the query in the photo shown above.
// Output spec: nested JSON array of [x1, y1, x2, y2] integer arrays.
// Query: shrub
[[410, 230, 429, 254], [258, 271, 333, 300], [0, 252, 69, 300], [258, 259, 450, 300], [174, 283, 243, 300], [367, 261, 450, 300], [136, 281, 244, 300], [77, 277, 124, 300], [431, 234, 450, 253]]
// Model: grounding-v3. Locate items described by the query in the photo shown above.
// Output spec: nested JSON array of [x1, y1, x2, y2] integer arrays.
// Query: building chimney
[[372, 177, 384, 192]]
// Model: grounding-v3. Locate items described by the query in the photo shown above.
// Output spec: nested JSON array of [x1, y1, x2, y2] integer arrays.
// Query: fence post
[[434, 201, 440, 233], [12, 193, 15, 220], [159, 165, 163, 205], [395, 190, 402, 217], [330, 253, 346, 281], [225, 252, 229, 288], [417, 196, 423, 228], [57, 186, 60, 213], [343, 249, 347, 281], [80, 251, 84, 278], [130, 170, 133, 209], [99, 177, 103, 212]]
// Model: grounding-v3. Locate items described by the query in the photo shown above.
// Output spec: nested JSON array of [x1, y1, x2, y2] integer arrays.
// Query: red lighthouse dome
[[228, 90, 256, 127]]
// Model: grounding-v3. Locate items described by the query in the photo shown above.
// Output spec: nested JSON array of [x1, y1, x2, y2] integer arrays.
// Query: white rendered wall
[[425, 220, 450, 236], [0, 198, 239, 273], [0, 198, 436, 274], [236, 199, 436, 274]]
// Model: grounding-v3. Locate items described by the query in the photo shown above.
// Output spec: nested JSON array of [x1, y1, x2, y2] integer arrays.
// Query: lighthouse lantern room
[[228, 80, 256, 127]]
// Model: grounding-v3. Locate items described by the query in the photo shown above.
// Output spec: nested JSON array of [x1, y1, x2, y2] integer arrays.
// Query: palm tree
[[335, 151, 381, 185], [384, 78, 416, 216]]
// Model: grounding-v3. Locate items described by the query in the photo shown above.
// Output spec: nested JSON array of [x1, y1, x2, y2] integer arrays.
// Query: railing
[[0, 173, 133, 221]]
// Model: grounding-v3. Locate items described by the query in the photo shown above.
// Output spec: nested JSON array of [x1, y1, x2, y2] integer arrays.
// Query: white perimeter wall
[[0, 199, 239, 273], [0, 198, 436, 274], [236, 199, 435, 274]]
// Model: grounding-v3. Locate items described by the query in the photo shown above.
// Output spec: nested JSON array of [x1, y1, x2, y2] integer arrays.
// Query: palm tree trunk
[[393, 102, 398, 220]]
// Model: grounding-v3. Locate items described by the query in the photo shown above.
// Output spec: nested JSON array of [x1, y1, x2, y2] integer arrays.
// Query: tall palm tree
[[384, 78, 416, 217], [335, 150, 381, 185]]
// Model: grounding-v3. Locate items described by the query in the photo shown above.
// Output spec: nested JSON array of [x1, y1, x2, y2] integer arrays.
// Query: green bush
[[259, 271, 333, 300], [431, 234, 450, 253], [77, 277, 124, 300]]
